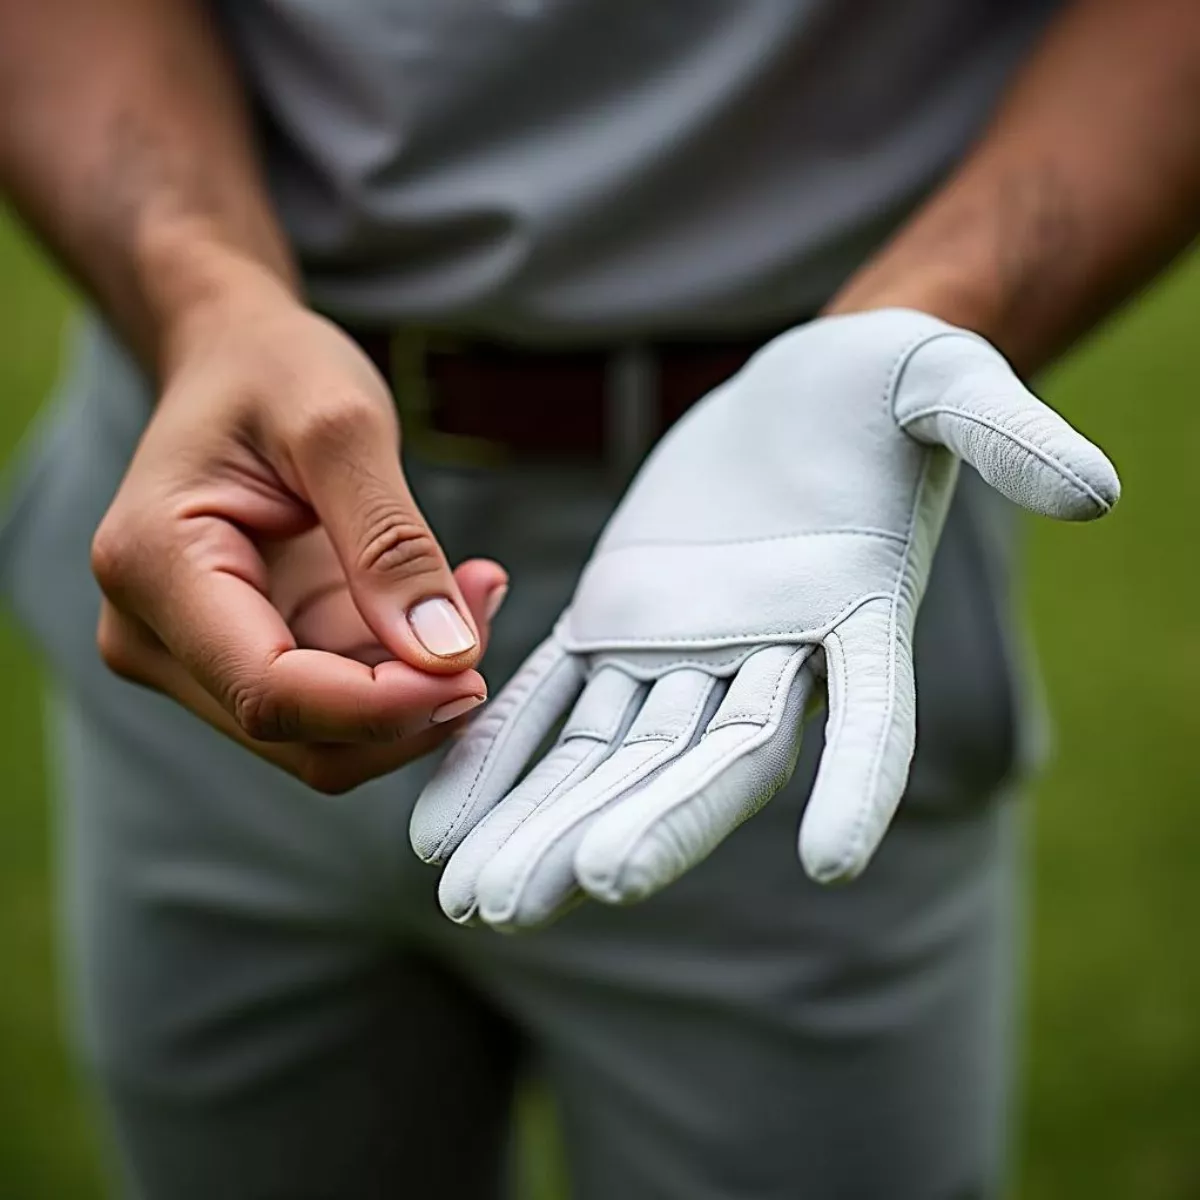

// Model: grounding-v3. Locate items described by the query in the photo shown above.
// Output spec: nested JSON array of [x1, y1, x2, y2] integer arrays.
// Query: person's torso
[[0, 3, 1053, 810], [214, 0, 1062, 338]]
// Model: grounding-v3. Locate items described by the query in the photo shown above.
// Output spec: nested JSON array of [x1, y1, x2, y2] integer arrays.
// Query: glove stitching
[[486, 676, 718, 920], [467, 736, 612, 880], [821, 627, 848, 752], [487, 738, 666, 919], [561, 591, 892, 650], [598, 647, 812, 894], [595, 649, 755, 675], [706, 647, 818, 730], [432, 640, 577, 861], [560, 673, 643, 744], [590, 729, 766, 899], [828, 449, 931, 878], [624, 729, 697, 745], [703, 713, 768, 730], [884, 329, 967, 421], [467, 683, 647, 873], [443, 736, 615, 923], [896, 403, 1111, 512], [814, 335, 951, 876], [597, 526, 908, 551]]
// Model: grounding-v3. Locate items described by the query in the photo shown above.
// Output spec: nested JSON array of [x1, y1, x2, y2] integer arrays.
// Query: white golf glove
[[410, 309, 1119, 930]]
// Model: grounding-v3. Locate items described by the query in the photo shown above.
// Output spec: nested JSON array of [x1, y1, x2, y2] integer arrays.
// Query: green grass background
[[0, 210, 1197, 1198]]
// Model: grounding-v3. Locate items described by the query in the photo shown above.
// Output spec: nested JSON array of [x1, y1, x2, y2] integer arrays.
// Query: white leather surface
[[411, 309, 1119, 929]]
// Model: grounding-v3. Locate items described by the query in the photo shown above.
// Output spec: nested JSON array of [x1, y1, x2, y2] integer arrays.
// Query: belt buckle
[[605, 345, 658, 481], [389, 328, 509, 468]]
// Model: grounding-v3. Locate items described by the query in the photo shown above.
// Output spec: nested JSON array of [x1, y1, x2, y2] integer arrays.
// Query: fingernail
[[431, 694, 486, 725], [484, 583, 509, 622], [408, 597, 477, 657]]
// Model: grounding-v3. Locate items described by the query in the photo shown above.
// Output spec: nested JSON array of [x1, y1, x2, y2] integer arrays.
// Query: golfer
[[0, 1, 1195, 1196]]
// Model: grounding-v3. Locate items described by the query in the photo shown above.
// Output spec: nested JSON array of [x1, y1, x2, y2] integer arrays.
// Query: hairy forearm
[[828, 0, 1200, 374], [0, 0, 296, 373]]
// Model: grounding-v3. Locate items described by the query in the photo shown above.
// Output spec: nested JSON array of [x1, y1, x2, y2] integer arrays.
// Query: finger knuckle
[[355, 502, 443, 581], [293, 395, 389, 461], [231, 678, 297, 742], [90, 520, 135, 596], [356, 713, 403, 744]]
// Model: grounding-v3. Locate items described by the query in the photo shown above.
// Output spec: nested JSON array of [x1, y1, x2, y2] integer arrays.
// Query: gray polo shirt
[[214, 0, 1061, 339]]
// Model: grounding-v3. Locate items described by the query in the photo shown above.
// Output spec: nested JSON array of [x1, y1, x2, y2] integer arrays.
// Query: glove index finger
[[410, 636, 585, 865]]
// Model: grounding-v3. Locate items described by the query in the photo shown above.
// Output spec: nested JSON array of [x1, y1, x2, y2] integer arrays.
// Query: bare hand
[[91, 272, 507, 792]]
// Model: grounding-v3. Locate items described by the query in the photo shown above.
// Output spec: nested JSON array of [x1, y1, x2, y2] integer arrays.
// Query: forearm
[[0, 0, 296, 374], [828, 0, 1200, 374]]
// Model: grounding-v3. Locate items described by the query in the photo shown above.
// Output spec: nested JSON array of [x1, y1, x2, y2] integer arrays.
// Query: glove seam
[[822, 319, 962, 875], [595, 526, 908, 552], [463, 736, 613, 907], [706, 645, 817, 729], [853, 454, 929, 873], [596, 649, 754, 675], [884, 329, 974, 423], [895, 403, 1111, 513], [817, 331, 958, 874], [823, 437, 932, 878], [431, 639, 576, 862], [487, 740, 662, 919], [623, 730, 699, 746], [822, 627, 849, 753], [486, 676, 719, 920], [560, 671, 644, 744], [596, 647, 811, 893], [589, 729, 764, 900], [561, 591, 892, 651]]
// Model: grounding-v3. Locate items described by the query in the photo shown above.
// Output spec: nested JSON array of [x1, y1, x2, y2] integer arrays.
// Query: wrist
[[824, 264, 1008, 347], [135, 212, 301, 379]]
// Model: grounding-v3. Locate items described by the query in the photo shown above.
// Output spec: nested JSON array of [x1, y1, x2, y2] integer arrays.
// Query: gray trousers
[[3, 320, 1027, 1199]]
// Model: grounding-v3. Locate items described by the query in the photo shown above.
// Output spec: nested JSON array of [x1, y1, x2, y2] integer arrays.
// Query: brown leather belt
[[350, 327, 776, 467]]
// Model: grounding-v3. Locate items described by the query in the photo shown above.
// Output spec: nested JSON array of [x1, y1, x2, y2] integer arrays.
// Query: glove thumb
[[894, 332, 1120, 521]]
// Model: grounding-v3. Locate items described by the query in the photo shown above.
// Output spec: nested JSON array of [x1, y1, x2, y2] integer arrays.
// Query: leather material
[[410, 309, 1118, 930]]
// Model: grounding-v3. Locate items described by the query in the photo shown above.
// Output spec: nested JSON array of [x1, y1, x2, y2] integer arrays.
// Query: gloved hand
[[410, 309, 1119, 930]]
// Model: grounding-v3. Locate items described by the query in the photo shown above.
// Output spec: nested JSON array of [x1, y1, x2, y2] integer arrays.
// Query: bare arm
[[0, 0, 506, 791], [0, 0, 294, 371], [829, 0, 1200, 374]]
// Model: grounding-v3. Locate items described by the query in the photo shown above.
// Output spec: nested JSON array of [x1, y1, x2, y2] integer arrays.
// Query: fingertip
[[454, 560, 510, 651], [437, 872, 483, 925], [372, 658, 487, 702], [454, 564, 507, 628], [798, 831, 868, 886], [454, 557, 509, 594], [576, 850, 656, 906], [1069, 445, 1121, 520], [404, 594, 482, 669], [1018, 441, 1122, 522]]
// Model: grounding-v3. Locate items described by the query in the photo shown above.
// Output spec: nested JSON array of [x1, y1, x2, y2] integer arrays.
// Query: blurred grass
[[0, 208, 1197, 1198], [0, 214, 105, 1197], [1020, 249, 1200, 1197]]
